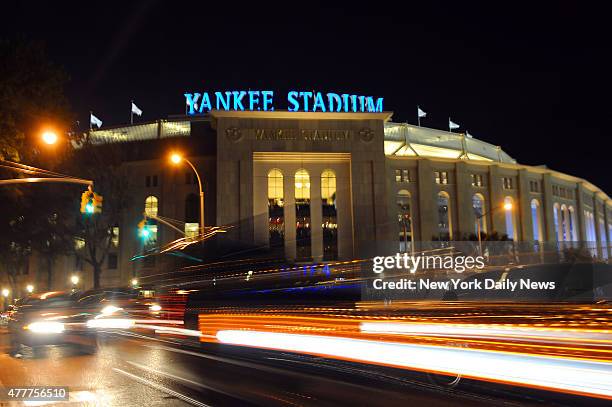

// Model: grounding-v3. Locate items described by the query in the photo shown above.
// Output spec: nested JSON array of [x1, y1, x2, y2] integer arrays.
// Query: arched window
[[268, 169, 285, 249], [472, 194, 487, 235], [553, 203, 561, 242], [568, 206, 577, 241], [504, 196, 516, 240], [437, 192, 452, 241], [143, 196, 158, 248], [321, 170, 337, 260], [531, 199, 543, 242], [144, 196, 159, 218], [599, 219, 608, 259], [397, 190, 412, 253], [184, 193, 199, 238], [295, 169, 311, 260], [560, 204, 569, 241]]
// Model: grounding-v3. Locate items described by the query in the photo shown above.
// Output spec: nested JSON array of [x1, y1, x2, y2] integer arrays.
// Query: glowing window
[[504, 196, 516, 240], [268, 169, 284, 203], [472, 194, 487, 234], [531, 199, 542, 242], [144, 196, 159, 218], [437, 192, 452, 240], [321, 170, 336, 205], [112, 226, 119, 247], [185, 223, 199, 238], [295, 169, 310, 200]]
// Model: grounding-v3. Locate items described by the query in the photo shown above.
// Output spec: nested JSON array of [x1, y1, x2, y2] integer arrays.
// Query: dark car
[[7, 291, 98, 357]]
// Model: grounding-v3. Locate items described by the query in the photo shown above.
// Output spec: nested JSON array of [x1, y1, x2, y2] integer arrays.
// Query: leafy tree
[[0, 37, 73, 292], [0, 37, 71, 161], [66, 143, 130, 288]]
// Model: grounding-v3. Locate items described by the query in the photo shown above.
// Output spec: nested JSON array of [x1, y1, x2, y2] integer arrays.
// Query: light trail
[[216, 329, 612, 400]]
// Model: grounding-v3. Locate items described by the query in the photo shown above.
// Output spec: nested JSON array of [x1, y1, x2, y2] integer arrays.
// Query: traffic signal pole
[[0, 159, 93, 187], [0, 177, 93, 186]]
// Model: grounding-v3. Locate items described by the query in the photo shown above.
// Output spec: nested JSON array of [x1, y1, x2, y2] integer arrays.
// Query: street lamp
[[41, 130, 58, 145], [169, 152, 205, 234], [26, 284, 34, 294], [475, 201, 514, 255], [71, 275, 79, 286], [2, 288, 9, 297], [131, 278, 139, 287]]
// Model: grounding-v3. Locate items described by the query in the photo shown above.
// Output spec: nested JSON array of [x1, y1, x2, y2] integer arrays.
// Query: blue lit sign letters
[[184, 90, 383, 115]]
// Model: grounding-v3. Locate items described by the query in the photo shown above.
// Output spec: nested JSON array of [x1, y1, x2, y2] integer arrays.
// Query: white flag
[[465, 131, 473, 138], [417, 107, 427, 118], [131, 102, 143, 116], [449, 118, 460, 130], [90, 113, 103, 128]]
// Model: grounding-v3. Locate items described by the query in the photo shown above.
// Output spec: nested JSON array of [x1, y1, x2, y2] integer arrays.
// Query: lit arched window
[[295, 169, 311, 260], [143, 196, 159, 248], [599, 219, 608, 259], [560, 204, 569, 242], [398, 190, 412, 252], [553, 203, 561, 242], [144, 196, 159, 218], [568, 206, 577, 241], [268, 169, 285, 249], [321, 170, 337, 260], [472, 194, 487, 235], [504, 196, 516, 240], [531, 199, 543, 242], [437, 192, 452, 241], [268, 169, 284, 203], [321, 170, 336, 205], [295, 169, 310, 200]]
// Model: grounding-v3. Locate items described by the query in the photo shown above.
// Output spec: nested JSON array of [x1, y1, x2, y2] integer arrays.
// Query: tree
[[0, 37, 73, 292], [67, 143, 130, 288], [0, 37, 71, 162]]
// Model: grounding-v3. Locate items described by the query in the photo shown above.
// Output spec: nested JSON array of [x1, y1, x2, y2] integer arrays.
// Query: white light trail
[[216, 330, 612, 399], [360, 322, 612, 343]]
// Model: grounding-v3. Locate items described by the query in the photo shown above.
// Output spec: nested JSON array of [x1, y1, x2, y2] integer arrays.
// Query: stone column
[[417, 159, 435, 241], [310, 172, 324, 263], [575, 182, 588, 242], [488, 165, 504, 235], [455, 162, 474, 239], [518, 169, 532, 241], [541, 173, 556, 242], [284, 173, 296, 261]]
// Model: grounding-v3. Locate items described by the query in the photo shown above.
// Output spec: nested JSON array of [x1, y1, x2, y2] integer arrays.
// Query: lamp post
[[70, 275, 79, 291], [170, 153, 204, 234], [475, 201, 513, 255], [26, 284, 34, 294], [41, 130, 59, 145]]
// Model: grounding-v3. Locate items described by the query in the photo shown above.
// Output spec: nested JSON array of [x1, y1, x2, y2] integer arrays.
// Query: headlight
[[149, 304, 162, 312], [101, 305, 122, 316], [26, 321, 65, 334]]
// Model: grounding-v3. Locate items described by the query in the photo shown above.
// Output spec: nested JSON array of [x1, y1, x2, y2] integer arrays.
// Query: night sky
[[2, 1, 610, 193]]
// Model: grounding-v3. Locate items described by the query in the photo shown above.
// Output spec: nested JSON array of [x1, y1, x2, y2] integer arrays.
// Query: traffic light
[[137, 216, 149, 239], [80, 187, 102, 214], [92, 192, 103, 213], [80, 189, 93, 213]]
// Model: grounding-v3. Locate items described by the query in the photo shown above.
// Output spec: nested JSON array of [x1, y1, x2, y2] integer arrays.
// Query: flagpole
[[130, 100, 134, 125], [417, 106, 421, 127], [449, 117, 452, 132], [89, 111, 92, 130]]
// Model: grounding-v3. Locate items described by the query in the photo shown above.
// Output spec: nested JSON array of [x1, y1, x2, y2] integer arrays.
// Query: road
[[0, 326, 608, 406]]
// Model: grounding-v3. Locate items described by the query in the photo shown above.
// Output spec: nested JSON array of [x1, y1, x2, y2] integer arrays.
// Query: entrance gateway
[[210, 109, 394, 263]]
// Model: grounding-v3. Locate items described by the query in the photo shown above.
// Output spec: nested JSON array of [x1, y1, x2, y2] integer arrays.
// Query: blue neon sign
[[184, 90, 384, 115]]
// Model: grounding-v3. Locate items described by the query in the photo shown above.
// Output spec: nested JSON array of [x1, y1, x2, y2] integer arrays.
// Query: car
[[7, 291, 98, 357]]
